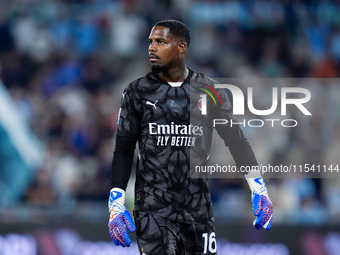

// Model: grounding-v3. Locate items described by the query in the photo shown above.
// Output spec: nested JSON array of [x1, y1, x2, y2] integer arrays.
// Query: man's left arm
[[214, 89, 273, 230]]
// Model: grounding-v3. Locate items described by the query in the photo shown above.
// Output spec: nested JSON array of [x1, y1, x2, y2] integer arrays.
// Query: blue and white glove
[[108, 188, 136, 247], [246, 178, 273, 230]]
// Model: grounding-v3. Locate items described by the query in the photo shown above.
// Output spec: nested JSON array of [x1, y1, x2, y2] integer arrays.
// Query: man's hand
[[108, 188, 136, 247], [247, 178, 273, 230]]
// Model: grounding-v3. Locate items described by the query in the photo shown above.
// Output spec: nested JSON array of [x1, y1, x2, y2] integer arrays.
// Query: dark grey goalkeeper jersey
[[116, 68, 257, 223]]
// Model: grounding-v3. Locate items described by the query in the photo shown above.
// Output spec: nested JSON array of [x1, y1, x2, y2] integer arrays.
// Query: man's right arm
[[108, 83, 140, 247]]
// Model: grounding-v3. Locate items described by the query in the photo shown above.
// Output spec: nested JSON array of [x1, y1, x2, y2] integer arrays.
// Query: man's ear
[[178, 42, 187, 54]]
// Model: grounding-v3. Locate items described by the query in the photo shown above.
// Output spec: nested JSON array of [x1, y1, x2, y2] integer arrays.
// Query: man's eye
[[149, 40, 166, 45]]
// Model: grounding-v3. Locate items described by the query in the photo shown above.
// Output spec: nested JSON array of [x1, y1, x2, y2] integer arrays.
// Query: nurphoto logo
[[199, 82, 312, 128]]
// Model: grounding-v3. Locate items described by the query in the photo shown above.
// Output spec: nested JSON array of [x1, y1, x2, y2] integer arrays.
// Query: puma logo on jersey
[[146, 100, 158, 109]]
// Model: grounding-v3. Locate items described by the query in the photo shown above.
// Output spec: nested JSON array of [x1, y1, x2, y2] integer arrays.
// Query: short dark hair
[[154, 19, 190, 47]]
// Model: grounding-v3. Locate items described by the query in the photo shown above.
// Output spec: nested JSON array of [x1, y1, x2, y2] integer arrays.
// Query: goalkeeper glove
[[246, 178, 273, 230], [108, 188, 136, 247]]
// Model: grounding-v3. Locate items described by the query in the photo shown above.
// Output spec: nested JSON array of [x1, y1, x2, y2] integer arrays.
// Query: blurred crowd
[[1, 0, 340, 225]]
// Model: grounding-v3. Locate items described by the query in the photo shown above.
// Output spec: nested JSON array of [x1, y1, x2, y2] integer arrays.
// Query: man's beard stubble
[[151, 61, 173, 74], [151, 64, 164, 74]]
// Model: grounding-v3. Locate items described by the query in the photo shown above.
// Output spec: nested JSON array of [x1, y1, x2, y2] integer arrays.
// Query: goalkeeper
[[108, 19, 273, 254]]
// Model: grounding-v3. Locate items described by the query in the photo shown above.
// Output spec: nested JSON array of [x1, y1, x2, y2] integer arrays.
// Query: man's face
[[148, 26, 182, 73]]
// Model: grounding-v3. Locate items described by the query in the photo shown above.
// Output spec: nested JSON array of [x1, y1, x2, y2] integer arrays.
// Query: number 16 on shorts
[[202, 232, 217, 254]]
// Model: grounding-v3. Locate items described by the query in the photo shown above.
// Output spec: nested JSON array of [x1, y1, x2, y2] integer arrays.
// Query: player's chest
[[140, 85, 190, 122]]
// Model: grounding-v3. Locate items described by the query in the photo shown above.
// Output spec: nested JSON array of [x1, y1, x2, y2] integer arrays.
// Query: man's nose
[[149, 42, 156, 52]]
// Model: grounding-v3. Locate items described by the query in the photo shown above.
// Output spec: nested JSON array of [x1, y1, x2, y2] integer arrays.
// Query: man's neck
[[158, 66, 189, 82]]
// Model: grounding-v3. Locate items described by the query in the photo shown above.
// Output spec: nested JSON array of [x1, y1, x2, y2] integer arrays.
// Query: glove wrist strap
[[109, 187, 126, 211], [246, 177, 268, 196]]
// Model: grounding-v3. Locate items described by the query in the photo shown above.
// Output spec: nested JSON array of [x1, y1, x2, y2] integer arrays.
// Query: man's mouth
[[149, 54, 159, 62]]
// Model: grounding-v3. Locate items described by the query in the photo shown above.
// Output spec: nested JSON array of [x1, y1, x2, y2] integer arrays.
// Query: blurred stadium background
[[1, 0, 340, 254]]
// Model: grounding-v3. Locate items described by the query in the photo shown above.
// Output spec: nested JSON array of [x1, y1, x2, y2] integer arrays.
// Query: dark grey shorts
[[134, 210, 217, 255]]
